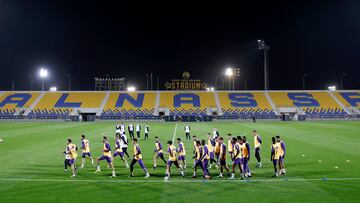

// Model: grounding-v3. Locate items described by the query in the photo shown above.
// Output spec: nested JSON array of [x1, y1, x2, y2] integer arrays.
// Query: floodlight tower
[[340, 73, 346, 90], [39, 67, 48, 91], [28, 74, 33, 91], [225, 67, 234, 90], [258, 39, 270, 90], [302, 73, 308, 90], [66, 74, 71, 91]]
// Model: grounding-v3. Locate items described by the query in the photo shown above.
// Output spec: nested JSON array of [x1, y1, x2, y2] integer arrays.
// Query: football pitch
[[0, 121, 359, 203]]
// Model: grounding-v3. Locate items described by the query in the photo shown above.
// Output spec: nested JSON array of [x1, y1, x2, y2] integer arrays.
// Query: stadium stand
[[0, 90, 359, 120], [28, 92, 105, 119], [334, 91, 360, 116], [334, 91, 360, 108], [0, 92, 41, 119], [100, 92, 157, 119], [269, 91, 348, 118], [159, 92, 216, 116], [218, 91, 277, 119]]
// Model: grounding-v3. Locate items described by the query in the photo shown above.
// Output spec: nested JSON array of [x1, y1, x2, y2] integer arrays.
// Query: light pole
[[146, 74, 149, 90], [340, 73, 346, 90], [150, 73, 153, 91], [28, 74, 33, 91], [156, 75, 159, 91], [234, 68, 240, 90], [258, 39, 270, 90], [302, 73, 308, 90], [66, 74, 71, 91], [225, 68, 234, 90], [106, 74, 110, 90], [225, 67, 240, 90], [39, 68, 48, 91]]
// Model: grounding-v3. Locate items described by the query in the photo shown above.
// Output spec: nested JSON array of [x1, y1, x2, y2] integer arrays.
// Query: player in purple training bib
[[94, 136, 116, 178]]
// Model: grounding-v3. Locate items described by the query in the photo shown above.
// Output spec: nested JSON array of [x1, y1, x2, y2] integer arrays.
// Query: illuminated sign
[[165, 72, 207, 90]]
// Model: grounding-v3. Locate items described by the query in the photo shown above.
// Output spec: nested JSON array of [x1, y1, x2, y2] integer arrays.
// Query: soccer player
[[276, 135, 286, 175], [184, 125, 191, 140], [63, 147, 71, 172], [207, 133, 218, 169], [252, 130, 262, 168], [177, 138, 186, 169], [240, 136, 251, 178], [242, 136, 251, 177], [270, 137, 280, 177], [192, 135, 198, 148], [153, 136, 167, 168], [128, 123, 134, 139], [192, 140, 205, 178], [164, 140, 184, 181], [201, 139, 211, 179], [80, 134, 94, 168], [229, 137, 243, 180], [217, 137, 230, 178], [144, 123, 149, 140], [120, 133, 130, 159], [227, 133, 233, 158], [113, 134, 129, 168], [212, 128, 219, 138], [66, 139, 78, 178], [192, 135, 198, 167], [115, 124, 121, 135], [130, 138, 150, 178], [214, 136, 221, 166], [136, 123, 141, 139], [94, 136, 116, 178], [120, 122, 126, 135]]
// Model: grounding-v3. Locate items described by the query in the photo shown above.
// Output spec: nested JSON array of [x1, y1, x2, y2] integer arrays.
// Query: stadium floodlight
[[127, 86, 136, 92], [49, 86, 57, 92], [225, 67, 236, 90], [206, 87, 215, 92], [257, 39, 270, 90], [39, 68, 48, 78], [225, 67, 234, 77], [328, 86, 336, 91], [39, 67, 49, 91]]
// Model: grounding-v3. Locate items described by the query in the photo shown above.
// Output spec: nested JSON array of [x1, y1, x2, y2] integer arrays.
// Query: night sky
[[0, 0, 359, 91]]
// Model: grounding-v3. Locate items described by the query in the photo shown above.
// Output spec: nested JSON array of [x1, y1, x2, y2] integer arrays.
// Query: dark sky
[[0, 0, 359, 91]]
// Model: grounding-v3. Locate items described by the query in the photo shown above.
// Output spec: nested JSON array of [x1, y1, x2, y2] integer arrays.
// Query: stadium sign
[[165, 72, 207, 90]]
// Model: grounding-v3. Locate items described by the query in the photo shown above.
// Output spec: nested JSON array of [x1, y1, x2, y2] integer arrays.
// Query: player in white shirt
[[120, 133, 130, 159], [120, 122, 126, 135], [128, 123, 134, 139], [212, 128, 219, 138], [115, 124, 121, 134], [136, 124, 141, 139], [184, 125, 191, 140], [144, 123, 150, 140]]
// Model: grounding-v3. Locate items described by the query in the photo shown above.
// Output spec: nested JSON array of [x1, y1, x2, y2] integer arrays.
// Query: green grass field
[[0, 121, 360, 203]]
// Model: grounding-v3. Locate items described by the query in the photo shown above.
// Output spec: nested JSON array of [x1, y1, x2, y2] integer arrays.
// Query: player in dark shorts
[[94, 136, 116, 178], [217, 137, 230, 178], [192, 140, 206, 178], [164, 140, 184, 181], [201, 139, 211, 179], [229, 137, 244, 180], [153, 137, 167, 168]]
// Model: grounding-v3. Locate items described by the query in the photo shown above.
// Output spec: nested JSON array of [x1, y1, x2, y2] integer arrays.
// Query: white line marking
[[172, 123, 177, 143], [0, 177, 359, 183]]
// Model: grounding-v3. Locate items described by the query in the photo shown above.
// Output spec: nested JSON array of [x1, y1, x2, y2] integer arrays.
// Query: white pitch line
[[0, 177, 359, 183], [172, 123, 178, 143]]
